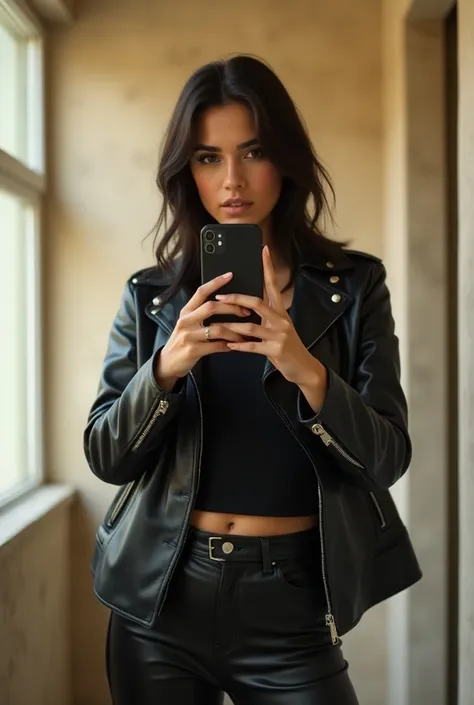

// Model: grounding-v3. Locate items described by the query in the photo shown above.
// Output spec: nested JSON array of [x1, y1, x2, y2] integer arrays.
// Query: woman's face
[[190, 102, 282, 242]]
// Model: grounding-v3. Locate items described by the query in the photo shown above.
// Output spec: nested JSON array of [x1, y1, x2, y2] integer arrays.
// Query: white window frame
[[0, 0, 45, 508]]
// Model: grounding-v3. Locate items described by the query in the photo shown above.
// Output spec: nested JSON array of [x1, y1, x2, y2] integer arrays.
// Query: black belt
[[186, 526, 319, 572]]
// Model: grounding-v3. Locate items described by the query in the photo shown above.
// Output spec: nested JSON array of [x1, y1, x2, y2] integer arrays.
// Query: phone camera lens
[[205, 243, 215, 254], [204, 230, 215, 242]]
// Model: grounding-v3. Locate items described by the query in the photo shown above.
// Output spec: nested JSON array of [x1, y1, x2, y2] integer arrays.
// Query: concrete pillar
[[405, 18, 449, 704], [457, 1, 474, 701]]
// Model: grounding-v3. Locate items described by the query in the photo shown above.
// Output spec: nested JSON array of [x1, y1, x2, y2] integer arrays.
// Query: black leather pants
[[107, 527, 359, 705]]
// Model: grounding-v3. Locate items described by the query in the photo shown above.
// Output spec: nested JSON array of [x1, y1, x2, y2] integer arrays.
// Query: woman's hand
[[214, 247, 328, 408], [155, 272, 249, 389]]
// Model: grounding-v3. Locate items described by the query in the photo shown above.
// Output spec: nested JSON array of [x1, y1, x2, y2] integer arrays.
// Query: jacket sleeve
[[296, 262, 411, 491], [83, 279, 184, 486]]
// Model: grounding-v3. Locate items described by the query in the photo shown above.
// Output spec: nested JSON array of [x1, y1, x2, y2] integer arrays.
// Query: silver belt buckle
[[208, 536, 225, 562]]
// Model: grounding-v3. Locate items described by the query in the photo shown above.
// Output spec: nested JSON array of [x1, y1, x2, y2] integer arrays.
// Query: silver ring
[[204, 325, 211, 341]]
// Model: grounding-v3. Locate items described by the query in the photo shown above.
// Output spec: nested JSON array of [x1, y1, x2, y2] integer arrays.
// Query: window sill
[[0, 484, 75, 550]]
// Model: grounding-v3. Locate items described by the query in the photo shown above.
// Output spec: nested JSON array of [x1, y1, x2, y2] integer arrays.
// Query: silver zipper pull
[[325, 613, 340, 645], [311, 423, 333, 446], [132, 399, 170, 451], [157, 399, 169, 415]]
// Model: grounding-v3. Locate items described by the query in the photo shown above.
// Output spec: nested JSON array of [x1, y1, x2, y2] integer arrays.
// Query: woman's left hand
[[215, 246, 327, 395]]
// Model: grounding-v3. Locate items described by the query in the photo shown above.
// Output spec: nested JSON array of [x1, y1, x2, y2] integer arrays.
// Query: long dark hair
[[152, 54, 342, 300]]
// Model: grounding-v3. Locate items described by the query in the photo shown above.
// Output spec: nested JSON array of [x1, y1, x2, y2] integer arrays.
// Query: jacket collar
[[144, 240, 355, 369]]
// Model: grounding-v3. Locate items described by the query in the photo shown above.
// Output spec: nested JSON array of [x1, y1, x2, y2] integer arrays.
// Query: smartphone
[[200, 223, 263, 325]]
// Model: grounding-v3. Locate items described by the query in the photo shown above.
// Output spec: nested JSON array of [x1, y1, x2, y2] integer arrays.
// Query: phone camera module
[[205, 243, 216, 254], [204, 230, 215, 242]]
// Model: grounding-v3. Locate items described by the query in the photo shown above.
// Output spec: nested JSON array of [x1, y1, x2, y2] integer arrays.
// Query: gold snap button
[[222, 541, 234, 554], [331, 294, 341, 303], [330, 276, 340, 284], [326, 261, 335, 269]]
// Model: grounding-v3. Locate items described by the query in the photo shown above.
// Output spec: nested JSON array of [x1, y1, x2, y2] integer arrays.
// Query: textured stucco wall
[[45, 1, 385, 703]]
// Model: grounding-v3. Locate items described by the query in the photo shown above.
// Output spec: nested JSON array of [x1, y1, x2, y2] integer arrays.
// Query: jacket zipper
[[150, 304, 338, 639], [148, 310, 204, 615], [132, 399, 169, 451], [311, 423, 364, 468], [155, 369, 203, 612], [263, 383, 340, 645], [369, 491, 386, 529], [107, 473, 146, 527], [107, 377, 170, 527]]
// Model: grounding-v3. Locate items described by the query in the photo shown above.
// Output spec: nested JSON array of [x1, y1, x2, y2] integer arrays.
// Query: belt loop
[[260, 538, 273, 575]]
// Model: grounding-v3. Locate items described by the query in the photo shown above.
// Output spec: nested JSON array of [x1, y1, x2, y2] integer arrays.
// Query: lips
[[221, 198, 253, 207], [221, 200, 253, 218]]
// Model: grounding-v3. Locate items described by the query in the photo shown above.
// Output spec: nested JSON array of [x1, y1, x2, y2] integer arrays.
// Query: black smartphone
[[200, 223, 263, 325]]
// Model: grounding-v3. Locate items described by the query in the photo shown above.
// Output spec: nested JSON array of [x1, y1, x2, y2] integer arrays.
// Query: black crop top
[[194, 351, 319, 517]]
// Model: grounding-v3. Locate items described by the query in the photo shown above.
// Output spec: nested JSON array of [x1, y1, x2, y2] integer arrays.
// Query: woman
[[84, 55, 421, 705]]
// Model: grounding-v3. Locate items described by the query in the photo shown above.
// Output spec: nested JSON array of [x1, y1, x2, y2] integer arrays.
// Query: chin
[[218, 212, 269, 226], [219, 216, 255, 224]]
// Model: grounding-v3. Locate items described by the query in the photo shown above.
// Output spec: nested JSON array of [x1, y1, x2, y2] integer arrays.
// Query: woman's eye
[[195, 149, 263, 164], [245, 148, 264, 159], [197, 154, 220, 165]]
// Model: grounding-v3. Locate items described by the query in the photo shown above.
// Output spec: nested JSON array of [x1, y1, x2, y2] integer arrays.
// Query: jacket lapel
[[263, 254, 355, 378], [145, 287, 208, 388], [146, 288, 190, 339], [290, 268, 353, 349]]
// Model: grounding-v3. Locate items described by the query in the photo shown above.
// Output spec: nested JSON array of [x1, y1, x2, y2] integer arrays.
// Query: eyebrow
[[193, 138, 259, 153]]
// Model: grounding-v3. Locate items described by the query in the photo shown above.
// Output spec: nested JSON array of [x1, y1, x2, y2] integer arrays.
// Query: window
[[0, 0, 44, 506]]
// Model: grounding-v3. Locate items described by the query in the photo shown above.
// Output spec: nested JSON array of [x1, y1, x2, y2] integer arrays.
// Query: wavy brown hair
[[151, 54, 342, 301]]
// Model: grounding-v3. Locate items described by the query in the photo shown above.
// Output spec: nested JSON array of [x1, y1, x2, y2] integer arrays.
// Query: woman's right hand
[[154, 272, 248, 389]]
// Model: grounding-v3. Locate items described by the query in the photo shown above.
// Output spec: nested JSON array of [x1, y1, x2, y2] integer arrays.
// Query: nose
[[223, 158, 246, 191]]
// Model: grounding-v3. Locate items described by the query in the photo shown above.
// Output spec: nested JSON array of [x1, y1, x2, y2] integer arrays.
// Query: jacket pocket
[[369, 491, 387, 530], [105, 476, 143, 528]]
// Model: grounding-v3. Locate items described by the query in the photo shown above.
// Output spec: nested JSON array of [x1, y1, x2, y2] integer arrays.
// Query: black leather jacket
[[84, 242, 421, 641]]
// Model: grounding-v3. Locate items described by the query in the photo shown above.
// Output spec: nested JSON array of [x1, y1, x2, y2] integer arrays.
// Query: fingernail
[[222, 272, 232, 279], [216, 294, 227, 300], [242, 308, 251, 315]]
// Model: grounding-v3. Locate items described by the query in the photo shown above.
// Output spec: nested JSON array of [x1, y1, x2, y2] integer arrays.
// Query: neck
[[260, 219, 292, 290], [268, 246, 291, 292], [260, 217, 272, 248]]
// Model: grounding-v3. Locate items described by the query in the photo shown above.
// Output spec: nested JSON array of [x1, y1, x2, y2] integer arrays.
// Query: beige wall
[[0, 494, 72, 705], [45, 1, 384, 703]]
